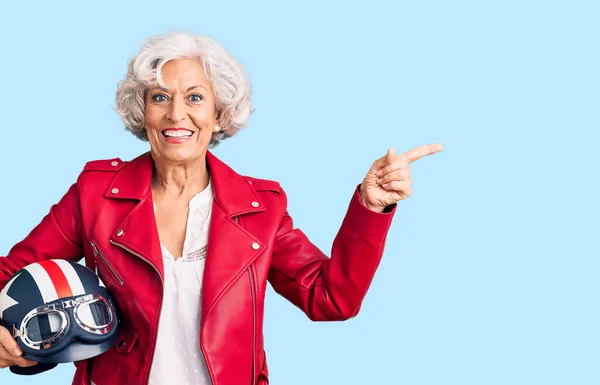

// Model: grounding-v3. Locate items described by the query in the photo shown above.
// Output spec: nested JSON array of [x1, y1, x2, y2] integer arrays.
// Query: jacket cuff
[[354, 184, 397, 213], [347, 184, 396, 235]]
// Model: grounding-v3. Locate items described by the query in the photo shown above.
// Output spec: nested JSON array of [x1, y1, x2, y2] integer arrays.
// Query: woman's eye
[[152, 94, 168, 103], [189, 94, 203, 102]]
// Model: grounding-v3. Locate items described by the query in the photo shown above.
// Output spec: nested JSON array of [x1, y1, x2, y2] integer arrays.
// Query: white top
[[148, 178, 214, 385]]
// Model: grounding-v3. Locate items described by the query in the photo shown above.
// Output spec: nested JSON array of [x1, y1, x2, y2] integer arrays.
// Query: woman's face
[[144, 58, 219, 164]]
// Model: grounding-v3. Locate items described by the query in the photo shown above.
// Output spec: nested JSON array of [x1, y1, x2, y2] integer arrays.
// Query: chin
[[156, 147, 204, 164]]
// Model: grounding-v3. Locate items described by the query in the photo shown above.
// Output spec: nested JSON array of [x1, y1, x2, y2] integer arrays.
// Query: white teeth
[[163, 129, 193, 138]]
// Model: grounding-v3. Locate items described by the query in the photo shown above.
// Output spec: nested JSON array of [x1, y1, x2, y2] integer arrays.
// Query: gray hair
[[115, 32, 253, 147]]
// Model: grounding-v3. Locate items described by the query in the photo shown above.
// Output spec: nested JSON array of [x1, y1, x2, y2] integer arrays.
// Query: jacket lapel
[[200, 151, 266, 322], [103, 153, 165, 281]]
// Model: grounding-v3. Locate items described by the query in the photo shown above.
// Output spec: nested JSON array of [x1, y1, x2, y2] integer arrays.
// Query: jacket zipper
[[234, 216, 257, 385], [108, 239, 216, 385], [109, 239, 167, 385], [90, 241, 124, 286], [248, 265, 256, 385]]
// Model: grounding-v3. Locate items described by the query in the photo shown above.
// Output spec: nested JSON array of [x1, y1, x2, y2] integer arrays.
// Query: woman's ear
[[213, 111, 222, 132]]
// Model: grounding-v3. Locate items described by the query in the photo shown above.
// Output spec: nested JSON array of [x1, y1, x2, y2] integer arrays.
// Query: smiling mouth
[[161, 129, 194, 138]]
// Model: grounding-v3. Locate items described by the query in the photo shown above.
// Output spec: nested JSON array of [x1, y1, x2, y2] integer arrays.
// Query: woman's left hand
[[359, 144, 443, 212]]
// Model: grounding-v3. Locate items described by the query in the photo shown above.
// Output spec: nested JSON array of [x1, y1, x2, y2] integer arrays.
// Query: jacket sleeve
[[0, 171, 86, 289], [0, 173, 85, 375], [268, 184, 396, 321]]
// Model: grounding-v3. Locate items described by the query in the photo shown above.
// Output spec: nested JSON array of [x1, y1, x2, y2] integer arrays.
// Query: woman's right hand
[[0, 326, 37, 368]]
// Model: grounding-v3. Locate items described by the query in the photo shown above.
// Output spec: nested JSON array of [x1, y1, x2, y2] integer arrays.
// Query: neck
[[151, 155, 210, 198]]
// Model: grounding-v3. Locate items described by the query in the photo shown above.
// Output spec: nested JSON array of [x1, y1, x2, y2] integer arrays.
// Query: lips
[[161, 128, 194, 138]]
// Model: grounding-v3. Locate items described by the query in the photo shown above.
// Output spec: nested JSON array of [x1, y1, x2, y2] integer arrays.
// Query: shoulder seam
[[244, 176, 281, 192], [83, 158, 126, 172]]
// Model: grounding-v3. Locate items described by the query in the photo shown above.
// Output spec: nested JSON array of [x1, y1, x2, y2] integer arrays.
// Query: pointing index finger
[[402, 143, 443, 163]]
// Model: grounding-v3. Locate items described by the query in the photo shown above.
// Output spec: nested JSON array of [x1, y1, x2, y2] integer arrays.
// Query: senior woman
[[0, 32, 442, 385]]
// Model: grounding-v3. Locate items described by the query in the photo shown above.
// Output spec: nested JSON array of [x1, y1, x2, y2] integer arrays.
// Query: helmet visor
[[75, 299, 114, 333], [24, 311, 66, 343]]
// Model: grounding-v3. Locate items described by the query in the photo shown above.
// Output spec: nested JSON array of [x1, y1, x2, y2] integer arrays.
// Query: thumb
[[386, 148, 396, 165], [373, 147, 396, 170]]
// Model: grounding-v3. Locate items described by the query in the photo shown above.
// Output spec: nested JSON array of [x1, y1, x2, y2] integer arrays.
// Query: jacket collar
[[105, 150, 265, 217]]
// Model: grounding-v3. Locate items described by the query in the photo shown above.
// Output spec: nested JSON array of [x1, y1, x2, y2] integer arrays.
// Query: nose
[[166, 95, 186, 122]]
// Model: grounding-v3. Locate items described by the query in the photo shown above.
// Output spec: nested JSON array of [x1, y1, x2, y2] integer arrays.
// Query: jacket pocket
[[90, 240, 124, 287], [114, 328, 138, 354], [88, 328, 138, 385]]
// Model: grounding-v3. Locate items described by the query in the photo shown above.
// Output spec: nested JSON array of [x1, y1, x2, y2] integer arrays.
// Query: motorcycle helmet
[[0, 259, 119, 363]]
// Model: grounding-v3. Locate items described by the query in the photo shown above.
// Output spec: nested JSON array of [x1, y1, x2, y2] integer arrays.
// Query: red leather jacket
[[0, 151, 396, 385]]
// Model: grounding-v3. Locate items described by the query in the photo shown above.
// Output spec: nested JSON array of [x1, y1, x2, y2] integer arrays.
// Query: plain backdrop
[[0, 1, 598, 384]]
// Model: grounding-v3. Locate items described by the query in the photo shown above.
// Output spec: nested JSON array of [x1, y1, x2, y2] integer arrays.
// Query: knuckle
[[0, 332, 12, 348], [1, 340, 16, 352]]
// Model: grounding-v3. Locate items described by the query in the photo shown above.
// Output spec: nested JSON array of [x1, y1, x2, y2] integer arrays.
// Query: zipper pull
[[90, 241, 99, 256], [89, 241, 99, 274]]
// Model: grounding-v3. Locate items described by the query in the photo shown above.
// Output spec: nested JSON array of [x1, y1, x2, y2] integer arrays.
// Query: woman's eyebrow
[[152, 86, 168, 92], [186, 85, 207, 92], [151, 85, 207, 92]]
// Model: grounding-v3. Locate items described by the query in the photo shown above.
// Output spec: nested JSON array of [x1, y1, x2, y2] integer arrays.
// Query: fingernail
[[14, 348, 22, 356]]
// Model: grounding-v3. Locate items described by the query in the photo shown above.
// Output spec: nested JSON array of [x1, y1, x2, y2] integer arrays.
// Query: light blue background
[[0, 0, 598, 384]]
